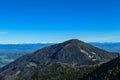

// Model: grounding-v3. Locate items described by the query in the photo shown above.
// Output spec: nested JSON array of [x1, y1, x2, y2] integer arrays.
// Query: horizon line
[[0, 41, 120, 44]]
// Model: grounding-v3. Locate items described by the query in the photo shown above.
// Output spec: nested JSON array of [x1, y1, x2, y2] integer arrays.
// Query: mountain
[[0, 39, 118, 80], [1, 42, 120, 68], [82, 56, 120, 80], [90, 42, 120, 53]]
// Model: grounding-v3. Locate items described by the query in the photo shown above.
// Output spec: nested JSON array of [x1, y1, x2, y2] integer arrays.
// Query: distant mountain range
[[90, 42, 120, 53], [0, 42, 120, 54], [0, 43, 52, 54], [0, 39, 119, 80]]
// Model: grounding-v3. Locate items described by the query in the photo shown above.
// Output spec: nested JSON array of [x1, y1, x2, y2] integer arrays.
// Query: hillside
[[21, 62, 96, 80], [82, 56, 120, 80]]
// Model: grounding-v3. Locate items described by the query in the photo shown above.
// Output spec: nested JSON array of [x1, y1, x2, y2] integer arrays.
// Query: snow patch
[[91, 52, 96, 55], [80, 49, 89, 55], [88, 55, 93, 58]]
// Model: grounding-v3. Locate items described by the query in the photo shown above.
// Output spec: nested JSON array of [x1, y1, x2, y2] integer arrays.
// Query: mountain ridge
[[82, 56, 120, 80]]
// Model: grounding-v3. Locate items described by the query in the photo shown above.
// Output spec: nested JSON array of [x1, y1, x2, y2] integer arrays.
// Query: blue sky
[[0, 0, 120, 43]]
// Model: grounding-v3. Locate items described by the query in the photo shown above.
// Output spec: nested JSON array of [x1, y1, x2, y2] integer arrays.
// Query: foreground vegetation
[[21, 63, 96, 80]]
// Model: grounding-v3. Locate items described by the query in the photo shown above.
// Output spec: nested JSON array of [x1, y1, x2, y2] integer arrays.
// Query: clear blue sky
[[0, 0, 120, 43]]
